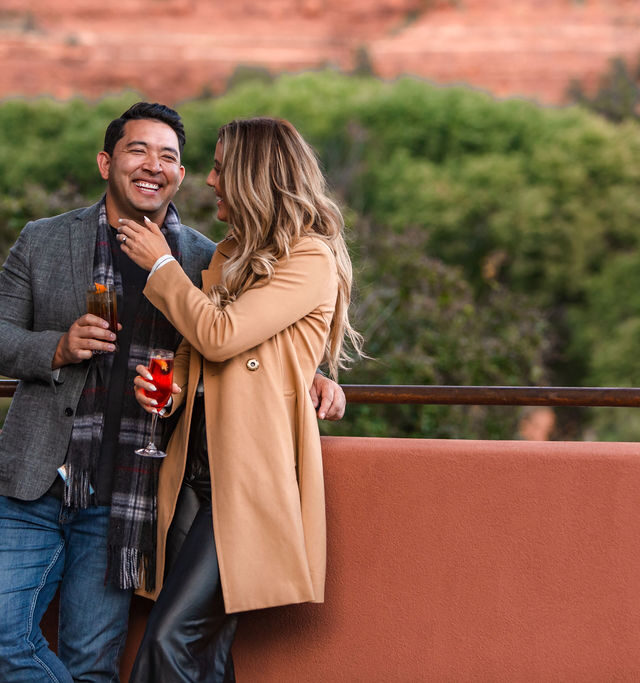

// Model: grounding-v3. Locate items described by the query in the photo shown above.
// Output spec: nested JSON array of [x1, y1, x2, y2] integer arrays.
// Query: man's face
[[97, 118, 185, 226]]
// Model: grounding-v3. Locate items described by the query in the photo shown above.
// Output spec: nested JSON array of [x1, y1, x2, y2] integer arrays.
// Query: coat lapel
[[201, 234, 235, 292], [69, 203, 100, 317]]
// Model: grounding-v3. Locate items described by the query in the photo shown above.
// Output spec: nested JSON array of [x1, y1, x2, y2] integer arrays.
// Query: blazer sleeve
[[144, 239, 338, 363], [0, 224, 65, 384]]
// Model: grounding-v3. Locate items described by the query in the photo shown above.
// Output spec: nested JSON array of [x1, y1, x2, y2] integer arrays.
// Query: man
[[0, 102, 345, 682]]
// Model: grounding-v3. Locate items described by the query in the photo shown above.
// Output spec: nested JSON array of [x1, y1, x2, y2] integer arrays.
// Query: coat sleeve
[[162, 336, 191, 417], [0, 224, 65, 384], [144, 240, 337, 363]]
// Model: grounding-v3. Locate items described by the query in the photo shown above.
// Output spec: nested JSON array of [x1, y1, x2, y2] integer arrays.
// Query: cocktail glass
[[86, 283, 118, 353], [135, 349, 174, 458]]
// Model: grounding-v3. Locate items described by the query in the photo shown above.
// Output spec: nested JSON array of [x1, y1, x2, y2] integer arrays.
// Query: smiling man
[[0, 102, 345, 682], [97, 117, 185, 226]]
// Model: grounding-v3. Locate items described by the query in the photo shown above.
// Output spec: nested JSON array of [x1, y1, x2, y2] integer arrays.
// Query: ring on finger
[[121, 235, 127, 244]]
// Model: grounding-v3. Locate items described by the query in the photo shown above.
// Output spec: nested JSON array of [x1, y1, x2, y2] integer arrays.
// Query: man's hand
[[310, 373, 346, 421], [52, 315, 118, 369]]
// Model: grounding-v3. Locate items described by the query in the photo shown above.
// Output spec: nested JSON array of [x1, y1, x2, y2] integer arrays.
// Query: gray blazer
[[0, 201, 215, 500]]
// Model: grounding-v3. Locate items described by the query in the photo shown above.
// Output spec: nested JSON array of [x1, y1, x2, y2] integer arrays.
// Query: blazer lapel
[[69, 203, 100, 317]]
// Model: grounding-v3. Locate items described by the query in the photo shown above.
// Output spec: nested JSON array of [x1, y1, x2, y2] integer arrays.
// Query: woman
[[117, 117, 362, 681]]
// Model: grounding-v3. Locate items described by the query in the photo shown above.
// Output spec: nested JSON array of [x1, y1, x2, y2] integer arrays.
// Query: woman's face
[[206, 140, 228, 223]]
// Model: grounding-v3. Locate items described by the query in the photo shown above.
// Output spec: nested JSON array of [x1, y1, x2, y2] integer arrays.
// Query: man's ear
[[96, 151, 111, 181]]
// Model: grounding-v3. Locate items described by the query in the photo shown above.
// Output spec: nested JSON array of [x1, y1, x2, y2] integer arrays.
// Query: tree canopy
[[2, 71, 639, 439]]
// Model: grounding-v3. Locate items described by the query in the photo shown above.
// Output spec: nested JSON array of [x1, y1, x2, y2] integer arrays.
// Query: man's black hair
[[103, 102, 186, 157]]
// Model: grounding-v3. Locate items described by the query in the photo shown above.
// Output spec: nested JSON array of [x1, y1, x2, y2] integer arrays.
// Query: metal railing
[[3, 378, 640, 407], [0, 379, 19, 398], [340, 385, 640, 407]]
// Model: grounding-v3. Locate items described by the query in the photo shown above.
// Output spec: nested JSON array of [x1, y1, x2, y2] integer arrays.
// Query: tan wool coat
[[137, 235, 337, 613]]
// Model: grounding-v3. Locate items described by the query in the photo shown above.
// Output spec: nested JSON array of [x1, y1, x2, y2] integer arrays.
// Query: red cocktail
[[136, 349, 174, 458], [144, 355, 174, 410]]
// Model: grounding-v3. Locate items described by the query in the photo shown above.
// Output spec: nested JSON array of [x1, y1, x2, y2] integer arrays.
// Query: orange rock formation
[[0, 0, 639, 104]]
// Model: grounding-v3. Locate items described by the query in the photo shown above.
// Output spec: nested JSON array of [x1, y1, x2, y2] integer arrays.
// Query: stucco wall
[[108, 435, 640, 680]]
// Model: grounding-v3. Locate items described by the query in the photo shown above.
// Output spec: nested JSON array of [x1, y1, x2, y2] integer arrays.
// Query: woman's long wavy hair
[[211, 117, 363, 378]]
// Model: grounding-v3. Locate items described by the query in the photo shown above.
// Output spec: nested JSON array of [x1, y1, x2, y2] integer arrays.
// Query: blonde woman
[[117, 117, 362, 682]]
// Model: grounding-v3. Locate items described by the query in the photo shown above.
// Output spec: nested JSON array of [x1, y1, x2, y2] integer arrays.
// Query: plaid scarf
[[65, 198, 183, 591]]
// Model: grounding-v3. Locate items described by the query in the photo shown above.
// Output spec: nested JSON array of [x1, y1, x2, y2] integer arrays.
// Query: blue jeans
[[0, 495, 132, 682]]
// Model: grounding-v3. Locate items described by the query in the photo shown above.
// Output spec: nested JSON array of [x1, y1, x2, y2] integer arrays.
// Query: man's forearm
[[0, 322, 65, 383]]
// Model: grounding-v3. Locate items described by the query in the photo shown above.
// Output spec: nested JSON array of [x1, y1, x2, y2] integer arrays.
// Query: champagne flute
[[135, 349, 174, 458]]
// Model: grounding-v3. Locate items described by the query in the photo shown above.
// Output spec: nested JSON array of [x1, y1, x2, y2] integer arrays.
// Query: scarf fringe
[[63, 464, 93, 509], [107, 546, 157, 592]]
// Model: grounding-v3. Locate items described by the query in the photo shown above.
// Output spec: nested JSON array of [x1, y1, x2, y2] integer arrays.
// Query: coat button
[[246, 358, 260, 371], [64, 407, 74, 417]]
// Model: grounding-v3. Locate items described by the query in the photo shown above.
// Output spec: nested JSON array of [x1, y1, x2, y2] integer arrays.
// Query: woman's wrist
[[148, 254, 176, 279]]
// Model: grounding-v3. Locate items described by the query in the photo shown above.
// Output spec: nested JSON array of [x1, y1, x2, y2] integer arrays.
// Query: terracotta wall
[[45, 435, 640, 680]]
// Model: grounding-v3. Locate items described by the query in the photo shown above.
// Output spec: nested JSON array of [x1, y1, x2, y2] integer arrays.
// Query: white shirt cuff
[[148, 255, 176, 280]]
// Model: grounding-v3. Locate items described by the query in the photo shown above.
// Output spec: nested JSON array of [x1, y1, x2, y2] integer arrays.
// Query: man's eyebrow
[[125, 140, 179, 156]]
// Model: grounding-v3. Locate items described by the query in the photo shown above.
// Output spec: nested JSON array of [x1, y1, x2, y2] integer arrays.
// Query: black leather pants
[[129, 487, 239, 682]]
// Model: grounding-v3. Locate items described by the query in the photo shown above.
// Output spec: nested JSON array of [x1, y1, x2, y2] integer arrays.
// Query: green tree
[[322, 220, 549, 439], [567, 56, 640, 123], [2, 73, 640, 439]]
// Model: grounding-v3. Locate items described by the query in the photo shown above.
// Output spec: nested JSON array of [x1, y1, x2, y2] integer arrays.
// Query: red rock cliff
[[0, 0, 639, 104]]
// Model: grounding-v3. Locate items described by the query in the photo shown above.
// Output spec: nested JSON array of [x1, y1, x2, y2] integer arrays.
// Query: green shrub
[[2, 72, 640, 438]]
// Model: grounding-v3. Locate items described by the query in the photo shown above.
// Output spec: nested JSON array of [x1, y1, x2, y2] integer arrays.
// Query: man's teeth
[[135, 181, 160, 190]]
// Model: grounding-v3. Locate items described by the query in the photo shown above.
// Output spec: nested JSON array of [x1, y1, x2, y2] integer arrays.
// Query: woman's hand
[[134, 363, 182, 414], [117, 216, 171, 271]]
